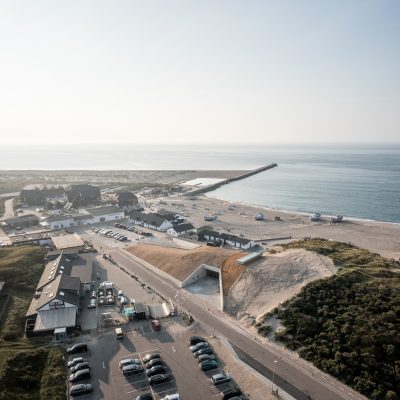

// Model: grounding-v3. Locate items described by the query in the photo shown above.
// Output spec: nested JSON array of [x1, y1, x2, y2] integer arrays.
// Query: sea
[[1, 143, 400, 223]]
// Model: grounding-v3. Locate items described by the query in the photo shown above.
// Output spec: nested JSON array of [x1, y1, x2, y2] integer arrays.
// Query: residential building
[[86, 205, 124, 223], [200, 230, 256, 249], [129, 211, 173, 231], [167, 223, 196, 237]]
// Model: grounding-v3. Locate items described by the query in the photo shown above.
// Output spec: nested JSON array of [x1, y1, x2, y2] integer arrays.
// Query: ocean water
[[1, 143, 399, 223]]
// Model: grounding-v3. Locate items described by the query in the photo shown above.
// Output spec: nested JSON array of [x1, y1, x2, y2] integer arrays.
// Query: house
[[86, 205, 124, 223], [200, 230, 256, 250], [26, 251, 93, 335], [47, 214, 75, 230], [26, 274, 80, 333], [66, 184, 101, 206], [51, 233, 85, 254], [167, 223, 196, 237], [129, 211, 173, 231], [19, 186, 65, 206], [4, 214, 39, 230], [114, 191, 138, 207]]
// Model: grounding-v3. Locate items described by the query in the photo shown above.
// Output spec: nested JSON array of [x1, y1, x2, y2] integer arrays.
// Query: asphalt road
[[104, 248, 367, 400]]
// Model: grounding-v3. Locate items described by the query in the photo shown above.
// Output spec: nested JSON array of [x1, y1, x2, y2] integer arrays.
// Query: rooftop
[[86, 205, 122, 216], [51, 233, 84, 250]]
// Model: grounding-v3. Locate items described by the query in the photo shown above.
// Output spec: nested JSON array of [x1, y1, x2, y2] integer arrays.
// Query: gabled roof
[[202, 230, 253, 245], [35, 274, 80, 311], [86, 205, 123, 216], [130, 211, 170, 228], [170, 223, 195, 233]]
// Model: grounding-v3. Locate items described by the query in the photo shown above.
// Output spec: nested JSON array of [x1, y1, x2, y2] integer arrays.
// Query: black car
[[221, 388, 242, 400], [135, 394, 154, 400], [67, 343, 88, 354], [189, 335, 206, 346], [142, 353, 160, 363], [148, 374, 169, 385], [199, 360, 218, 371], [146, 365, 165, 377], [145, 358, 162, 369], [194, 347, 214, 358], [197, 354, 216, 363]]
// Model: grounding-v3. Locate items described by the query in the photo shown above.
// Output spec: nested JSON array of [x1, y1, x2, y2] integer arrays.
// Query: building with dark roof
[[114, 191, 138, 207], [129, 211, 173, 231], [167, 223, 196, 237], [199, 230, 256, 249], [4, 214, 39, 230], [66, 184, 101, 206]]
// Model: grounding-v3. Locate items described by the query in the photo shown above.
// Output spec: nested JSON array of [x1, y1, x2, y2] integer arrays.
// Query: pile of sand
[[127, 243, 245, 288], [225, 248, 336, 321]]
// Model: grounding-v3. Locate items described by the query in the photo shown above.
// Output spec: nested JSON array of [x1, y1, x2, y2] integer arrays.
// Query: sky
[[0, 0, 399, 145]]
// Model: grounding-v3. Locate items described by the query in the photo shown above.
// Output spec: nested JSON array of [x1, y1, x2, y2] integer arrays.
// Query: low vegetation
[[264, 238, 400, 400], [0, 246, 66, 399], [0, 347, 66, 400], [0, 196, 13, 216]]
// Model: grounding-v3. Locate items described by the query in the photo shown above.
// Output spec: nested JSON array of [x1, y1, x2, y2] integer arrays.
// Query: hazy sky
[[0, 0, 399, 144]]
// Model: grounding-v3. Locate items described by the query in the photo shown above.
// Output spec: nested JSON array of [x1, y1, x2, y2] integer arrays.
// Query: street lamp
[[272, 359, 278, 393]]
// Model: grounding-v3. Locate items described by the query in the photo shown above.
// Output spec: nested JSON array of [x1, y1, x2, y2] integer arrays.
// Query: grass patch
[[268, 238, 400, 400], [0, 196, 13, 216], [1, 292, 32, 341], [0, 347, 66, 400]]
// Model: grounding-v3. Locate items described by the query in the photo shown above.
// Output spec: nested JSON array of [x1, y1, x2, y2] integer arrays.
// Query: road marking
[[171, 345, 176, 353], [102, 361, 105, 369]]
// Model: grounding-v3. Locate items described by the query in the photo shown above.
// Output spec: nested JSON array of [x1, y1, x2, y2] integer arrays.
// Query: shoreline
[[206, 193, 400, 227], [164, 194, 400, 260]]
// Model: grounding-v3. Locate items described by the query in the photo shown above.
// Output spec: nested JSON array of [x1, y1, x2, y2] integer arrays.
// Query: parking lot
[[65, 317, 235, 400]]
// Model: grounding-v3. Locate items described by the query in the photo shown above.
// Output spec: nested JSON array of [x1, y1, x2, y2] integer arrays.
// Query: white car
[[160, 394, 180, 400]]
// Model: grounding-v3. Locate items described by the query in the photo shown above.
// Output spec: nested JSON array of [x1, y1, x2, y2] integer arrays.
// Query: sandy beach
[[150, 193, 400, 260]]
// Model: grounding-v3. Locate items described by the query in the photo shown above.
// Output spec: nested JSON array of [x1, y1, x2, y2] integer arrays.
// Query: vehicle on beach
[[331, 215, 344, 223], [310, 212, 322, 221]]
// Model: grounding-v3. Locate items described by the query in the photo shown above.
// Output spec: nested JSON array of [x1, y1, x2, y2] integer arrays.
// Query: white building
[[86, 205, 124, 223], [201, 230, 256, 250], [167, 223, 196, 237], [130, 211, 173, 232]]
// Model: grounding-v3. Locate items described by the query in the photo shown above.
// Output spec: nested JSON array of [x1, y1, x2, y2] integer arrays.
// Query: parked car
[[69, 368, 91, 382], [211, 372, 231, 385], [90, 291, 97, 299], [190, 341, 209, 352], [106, 296, 115, 305], [148, 374, 169, 385], [189, 336, 206, 345], [220, 388, 242, 400], [142, 353, 160, 363], [151, 320, 161, 331], [135, 394, 154, 400], [145, 358, 162, 369], [67, 357, 85, 368], [146, 365, 165, 377], [69, 384, 93, 397], [98, 297, 106, 306], [119, 358, 142, 369], [160, 395, 180, 400], [117, 289, 123, 299], [199, 360, 218, 371], [123, 364, 144, 376], [194, 348, 214, 358], [70, 362, 91, 373], [67, 343, 88, 354], [115, 327, 124, 339], [197, 354, 216, 363]]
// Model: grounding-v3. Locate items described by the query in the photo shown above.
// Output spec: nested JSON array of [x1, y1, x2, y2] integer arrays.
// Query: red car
[[151, 320, 161, 331]]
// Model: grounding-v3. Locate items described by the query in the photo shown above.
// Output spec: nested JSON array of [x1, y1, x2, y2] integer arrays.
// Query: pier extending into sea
[[185, 163, 278, 196]]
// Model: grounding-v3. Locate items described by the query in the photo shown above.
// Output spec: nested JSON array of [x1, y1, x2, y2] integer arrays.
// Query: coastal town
[[1, 169, 399, 400]]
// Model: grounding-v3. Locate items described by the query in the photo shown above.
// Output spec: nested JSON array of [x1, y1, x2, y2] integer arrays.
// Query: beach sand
[[153, 194, 400, 260]]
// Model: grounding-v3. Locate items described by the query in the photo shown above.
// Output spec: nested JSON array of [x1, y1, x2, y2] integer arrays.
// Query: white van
[[160, 394, 180, 400], [115, 327, 124, 339]]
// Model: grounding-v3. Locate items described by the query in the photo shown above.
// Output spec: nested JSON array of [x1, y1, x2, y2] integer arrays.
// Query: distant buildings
[[114, 191, 138, 207], [19, 186, 65, 206], [66, 184, 101, 206]]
